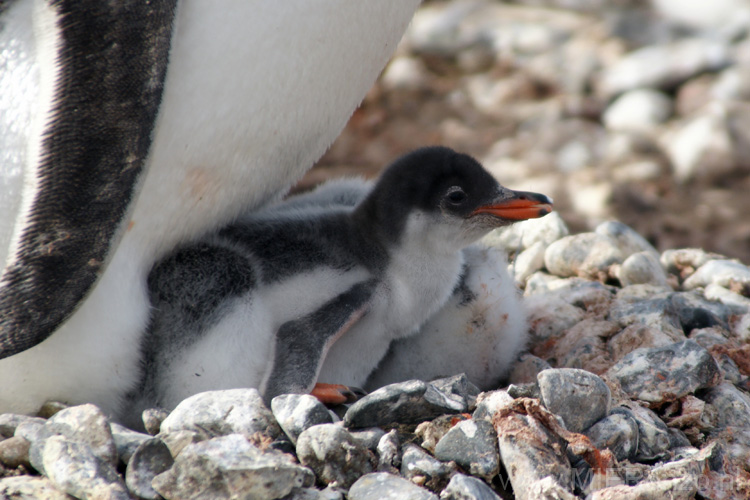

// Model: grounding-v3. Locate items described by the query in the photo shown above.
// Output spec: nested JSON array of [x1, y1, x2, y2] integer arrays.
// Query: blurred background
[[299, 0, 750, 263]]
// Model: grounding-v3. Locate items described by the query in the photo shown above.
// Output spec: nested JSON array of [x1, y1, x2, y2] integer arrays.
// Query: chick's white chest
[[317, 230, 465, 387]]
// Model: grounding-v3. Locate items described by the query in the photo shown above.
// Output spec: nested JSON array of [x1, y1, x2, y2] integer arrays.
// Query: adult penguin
[[0, 0, 421, 416]]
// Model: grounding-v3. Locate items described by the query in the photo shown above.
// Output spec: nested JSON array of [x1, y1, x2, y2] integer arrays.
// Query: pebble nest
[[2, 213, 750, 500]]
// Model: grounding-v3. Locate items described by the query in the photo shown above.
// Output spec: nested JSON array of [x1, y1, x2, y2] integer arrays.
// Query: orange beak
[[471, 190, 553, 221]]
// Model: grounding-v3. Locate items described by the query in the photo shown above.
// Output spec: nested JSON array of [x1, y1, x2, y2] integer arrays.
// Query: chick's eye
[[446, 188, 466, 204]]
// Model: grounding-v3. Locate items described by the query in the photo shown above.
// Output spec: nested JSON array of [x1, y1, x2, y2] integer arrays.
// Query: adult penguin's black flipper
[[0, 0, 177, 358]]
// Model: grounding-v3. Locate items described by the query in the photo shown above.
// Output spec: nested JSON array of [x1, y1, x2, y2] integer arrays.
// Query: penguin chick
[[365, 244, 527, 391], [127, 146, 552, 424]]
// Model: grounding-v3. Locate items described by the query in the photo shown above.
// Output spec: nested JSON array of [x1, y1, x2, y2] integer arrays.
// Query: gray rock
[[544, 233, 625, 280], [152, 434, 313, 500], [660, 248, 724, 277], [296, 424, 374, 488], [271, 394, 333, 445], [683, 259, 750, 290], [590, 477, 697, 500], [37, 401, 68, 419], [0, 414, 43, 439], [607, 324, 676, 362], [434, 419, 499, 481], [506, 383, 541, 400], [700, 382, 750, 429], [524, 294, 585, 341], [44, 404, 118, 467], [142, 408, 169, 436], [648, 441, 721, 484], [349, 428, 387, 451], [415, 415, 467, 454], [618, 405, 671, 462], [616, 252, 669, 288], [538, 369, 610, 433], [344, 381, 464, 429], [376, 429, 400, 472], [110, 422, 150, 465], [598, 39, 731, 96], [607, 340, 721, 403], [430, 374, 481, 411], [508, 354, 552, 385], [494, 403, 572, 500], [511, 241, 547, 284], [282, 486, 344, 500], [125, 438, 174, 500], [401, 443, 457, 492], [584, 411, 639, 461], [159, 429, 204, 458], [439, 473, 501, 500], [13, 418, 46, 444], [159, 388, 280, 439], [0, 435, 31, 469], [663, 103, 736, 183], [607, 296, 685, 339], [484, 211, 569, 252], [0, 476, 73, 500], [602, 89, 672, 133], [348, 472, 438, 500], [29, 404, 118, 475], [669, 292, 731, 332], [704, 284, 750, 314], [42, 436, 130, 500]]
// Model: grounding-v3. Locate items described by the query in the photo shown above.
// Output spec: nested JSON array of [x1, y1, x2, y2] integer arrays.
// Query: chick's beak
[[471, 190, 553, 221]]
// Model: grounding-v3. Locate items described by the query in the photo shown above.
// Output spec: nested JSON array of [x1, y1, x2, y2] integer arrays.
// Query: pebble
[[271, 394, 333, 445], [349, 428, 387, 452], [125, 438, 174, 500], [152, 434, 314, 500], [507, 354, 552, 385], [484, 211, 569, 252], [608, 340, 722, 403], [538, 368, 610, 432], [591, 477, 697, 500], [159, 388, 281, 439], [544, 233, 625, 281], [349, 472, 438, 500], [602, 89, 673, 133], [494, 400, 572, 500], [607, 296, 685, 340], [109, 423, 150, 465], [434, 419, 499, 481], [142, 407, 169, 435], [439, 473, 501, 500], [616, 251, 669, 288], [0, 435, 31, 469], [401, 443, 457, 491], [42, 436, 130, 500], [660, 248, 724, 277], [415, 414, 469, 454], [376, 429, 400, 472], [620, 404, 672, 462], [682, 259, 750, 290], [584, 410, 639, 461], [608, 325, 675, 362], [344, 380, 464, 429], [0, 476, 73, 500], [296, 424, 374, 489], [599, 39, 731, 96], [0, 414, 43, 438]]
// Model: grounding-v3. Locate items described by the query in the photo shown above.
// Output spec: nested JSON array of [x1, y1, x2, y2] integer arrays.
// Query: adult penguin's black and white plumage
[[125, 147, 551, 425], [0, 0, 422, 416]]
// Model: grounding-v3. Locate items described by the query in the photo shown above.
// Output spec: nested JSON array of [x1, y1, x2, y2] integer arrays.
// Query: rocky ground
[[2, 214, 750, 499], [3, 0, 750, 499]]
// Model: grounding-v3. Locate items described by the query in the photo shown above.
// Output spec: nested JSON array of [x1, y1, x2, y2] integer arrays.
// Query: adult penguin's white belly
[[0, 0, 420, 417]]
